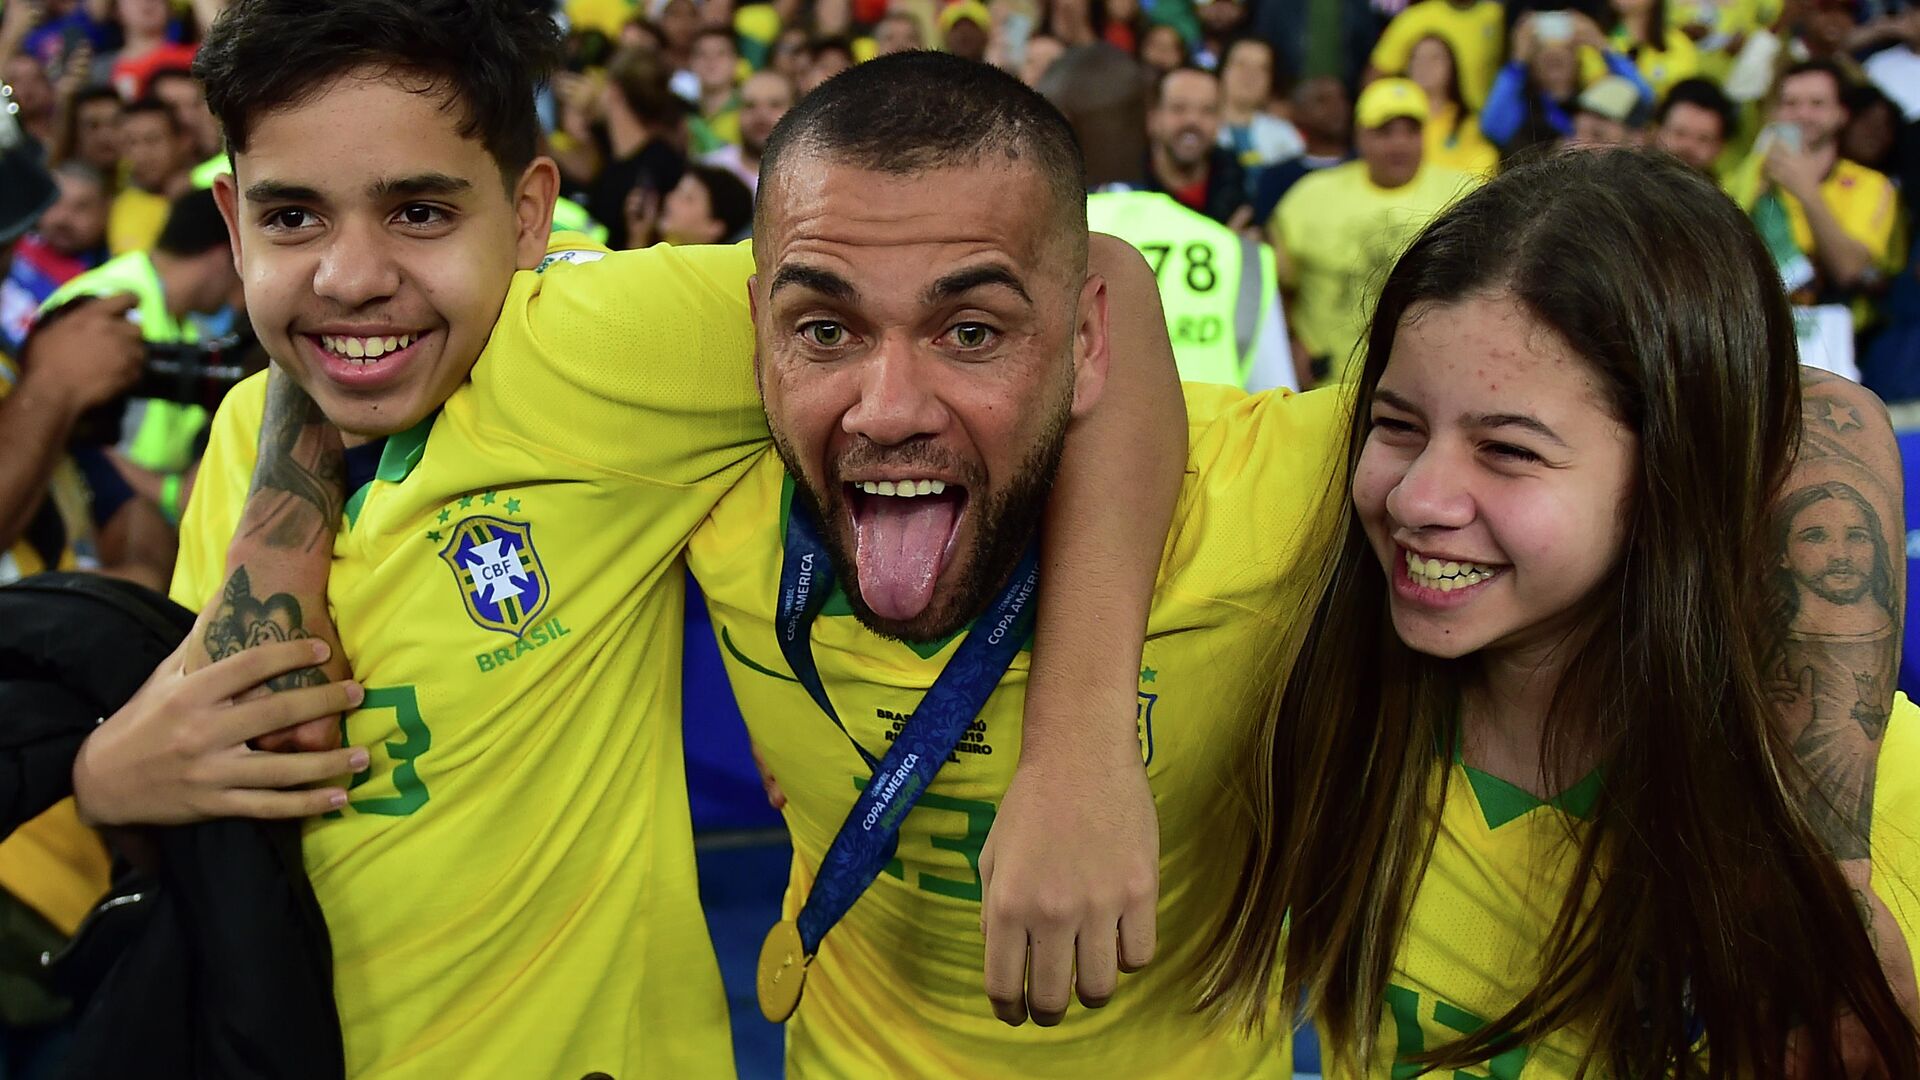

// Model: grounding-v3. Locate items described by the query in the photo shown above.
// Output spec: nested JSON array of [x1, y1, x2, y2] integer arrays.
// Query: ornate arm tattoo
[[1765, 369, 1905, 861], [241, 371, 348, 552], [201, 567, 326, 691], [191, 369, 348, 693]]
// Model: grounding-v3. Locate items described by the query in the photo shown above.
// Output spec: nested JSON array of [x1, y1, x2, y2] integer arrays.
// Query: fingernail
[[329, 791, 348, 808], [311, 640, 330, 662], [344, 681, 364, 706], [348, 748, 370, 770]]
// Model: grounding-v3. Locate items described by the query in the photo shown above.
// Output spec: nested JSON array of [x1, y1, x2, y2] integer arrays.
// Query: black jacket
[[0, 573, 342, 1080]]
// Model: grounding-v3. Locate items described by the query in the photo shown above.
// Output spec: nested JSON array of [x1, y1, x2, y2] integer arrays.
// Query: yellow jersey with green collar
[[171, 240, 766, 1079], [1359, 693, 1920, 1078], [689, 382, 1351, 1078]]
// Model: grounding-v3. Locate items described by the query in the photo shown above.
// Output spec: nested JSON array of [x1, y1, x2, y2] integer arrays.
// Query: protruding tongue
[[853, 493, 960, 621]]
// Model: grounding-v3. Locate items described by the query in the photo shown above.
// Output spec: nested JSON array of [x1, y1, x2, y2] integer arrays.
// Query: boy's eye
[[398, 205, 447, 227], [265, 208, 315, 230]]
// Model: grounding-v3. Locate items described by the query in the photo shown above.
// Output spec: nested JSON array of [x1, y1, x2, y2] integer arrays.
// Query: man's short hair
[[193, 0, 563, 183], [1150, 64, 1218, 109], [757, 52, 1087, 265], [147, 66, 200, 95], [52, 160, 107, 191], [156, 188, 232, 256], [73, 85, 122, 113], [1657, 76, 1735, 139], [121, 97, 182, 133], [1779, 58, 1851, 104], [691, 26, 738, 54]]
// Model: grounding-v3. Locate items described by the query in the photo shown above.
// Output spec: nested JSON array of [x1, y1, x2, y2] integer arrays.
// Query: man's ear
[[1070, 273, 1111, 419], [512, 157, 563, 269], [211, 171, 245, 275]]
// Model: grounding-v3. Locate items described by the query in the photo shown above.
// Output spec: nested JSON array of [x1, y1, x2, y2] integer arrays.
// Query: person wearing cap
[[1, 162, 109, 355], [1481, 10, 1654, 157], [1271, 78, 1478, 385], [940, 1, 993, 64], [1570, 73, 1652, 146]]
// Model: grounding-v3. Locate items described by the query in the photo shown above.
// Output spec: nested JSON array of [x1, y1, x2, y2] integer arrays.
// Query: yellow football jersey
[[1357, 694, 1920, 1077], [689, 382, 1351, 1077], [172, 241, 767, 1078]]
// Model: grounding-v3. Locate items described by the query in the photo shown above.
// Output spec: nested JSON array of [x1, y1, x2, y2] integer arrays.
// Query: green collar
[[777, 472, 1028, 661], [341, 413, 436, 527], [1451, 733, 1604, 830]]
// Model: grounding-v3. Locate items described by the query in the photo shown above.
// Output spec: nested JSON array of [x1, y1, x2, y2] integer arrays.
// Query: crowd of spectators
[[3, 0, 1920, 614]]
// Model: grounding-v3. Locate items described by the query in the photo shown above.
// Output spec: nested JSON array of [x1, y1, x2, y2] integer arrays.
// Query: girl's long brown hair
[[1200, 148, 1918, 1077]]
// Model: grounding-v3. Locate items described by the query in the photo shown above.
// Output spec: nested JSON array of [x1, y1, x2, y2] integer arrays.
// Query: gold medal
[[756, 919, 810, 1022]]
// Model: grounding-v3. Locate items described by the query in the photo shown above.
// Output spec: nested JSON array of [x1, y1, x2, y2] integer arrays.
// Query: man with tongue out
[[684, 54, 1346, 1077]]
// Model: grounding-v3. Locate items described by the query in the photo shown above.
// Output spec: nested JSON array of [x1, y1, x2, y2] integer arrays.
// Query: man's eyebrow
[[769, 264, 857, 301], [1471, 411, 1570, 448], [244, 180, 323, 203], [369, 173, 474, 200], [924, 265, 1032, 306]]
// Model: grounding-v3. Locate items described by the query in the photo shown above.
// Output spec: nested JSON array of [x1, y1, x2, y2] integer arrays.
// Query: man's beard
[[1803, 562, 1872, 605], [771, 392, 1072, 645]]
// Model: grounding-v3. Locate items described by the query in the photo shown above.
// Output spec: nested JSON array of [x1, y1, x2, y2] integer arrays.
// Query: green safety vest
[[190, 154, 232, 189], [40, 252, 207, 476], [551, 197, 610, 245], [1086, 191, 1278, 389]]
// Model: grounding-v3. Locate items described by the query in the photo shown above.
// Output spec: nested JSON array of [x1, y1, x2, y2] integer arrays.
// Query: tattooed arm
[[1767, 367, 1917, 1021], [186, 368, 352, 746], [71, 369, 365, 825]]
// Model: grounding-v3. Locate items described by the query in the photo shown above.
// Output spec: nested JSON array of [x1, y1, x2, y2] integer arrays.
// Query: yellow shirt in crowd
[[107, 188, 170, 258], [1611, 25, 1700, 100], [1780, 157, 1905, 277], [1371, 0, 1507, 110], [1424, 103, 1499, 177], [1273, 161, 1479, 380], [690, 382, 1347, 1078], [1357, 694, 1920, 1077], [172, 240, 767, 1079]]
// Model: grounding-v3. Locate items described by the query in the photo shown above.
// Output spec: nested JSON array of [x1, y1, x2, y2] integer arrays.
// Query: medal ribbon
[[774, 500, 1039, 957]]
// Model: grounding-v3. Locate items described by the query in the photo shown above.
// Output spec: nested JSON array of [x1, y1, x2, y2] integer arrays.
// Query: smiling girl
[[1203, 148, 1920, 1076]]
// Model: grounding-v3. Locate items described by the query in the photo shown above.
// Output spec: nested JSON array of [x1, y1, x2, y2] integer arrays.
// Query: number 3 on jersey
[[851, 777, 995, 901]]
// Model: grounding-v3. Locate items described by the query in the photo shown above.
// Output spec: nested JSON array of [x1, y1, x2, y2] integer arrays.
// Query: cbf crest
[[439, 515, 550, 636]]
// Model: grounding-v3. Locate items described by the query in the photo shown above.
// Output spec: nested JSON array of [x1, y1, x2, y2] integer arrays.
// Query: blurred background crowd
[[5, 0, 1920, 592]]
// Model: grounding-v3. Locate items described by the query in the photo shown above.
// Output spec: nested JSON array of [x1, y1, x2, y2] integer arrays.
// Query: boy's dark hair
[[684, 163, 753, 240], [192, 0, 563, 183], [758, 52, 1087, 266], [121, 97, 182, 133], [156, 188, 232, 256], [1656, 76, 1736, 139]]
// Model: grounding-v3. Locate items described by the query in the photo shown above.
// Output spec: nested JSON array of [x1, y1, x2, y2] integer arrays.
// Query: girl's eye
[[802, 322, 846, 347], [1485, 442, 1542, 464], [1370, 415, 1418, 434]]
